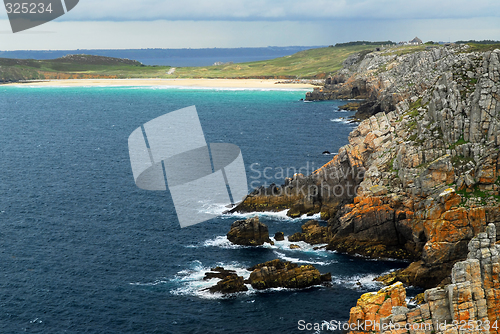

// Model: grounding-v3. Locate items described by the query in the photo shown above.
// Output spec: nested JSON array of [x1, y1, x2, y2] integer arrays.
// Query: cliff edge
[[347, 224, 500, 334], [233, 44, 500, 288]]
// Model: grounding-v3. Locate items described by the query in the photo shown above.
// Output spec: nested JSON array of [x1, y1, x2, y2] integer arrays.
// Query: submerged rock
[[227, 216, 272, 246], [247, 259, 331, 290]]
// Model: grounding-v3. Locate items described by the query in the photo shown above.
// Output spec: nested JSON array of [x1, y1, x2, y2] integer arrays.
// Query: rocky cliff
[[233, 44, 500, 288], [347, 224, 500, 334]]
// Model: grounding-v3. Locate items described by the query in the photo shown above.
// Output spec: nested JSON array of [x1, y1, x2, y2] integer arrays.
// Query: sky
[[0, 0, 500, 50]]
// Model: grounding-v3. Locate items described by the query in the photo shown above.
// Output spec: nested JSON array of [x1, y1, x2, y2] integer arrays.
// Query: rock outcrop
[[233, 44, 500, 287], [348, 282, 407, 332], [288, 220, 331, 244], [247, 259, 331, 290], [227, 216, 272, 246], [205, 260, 331, 294], [274, 231, 285, 241], [204, 267, 248, 294], [347, 224, 500, 334]]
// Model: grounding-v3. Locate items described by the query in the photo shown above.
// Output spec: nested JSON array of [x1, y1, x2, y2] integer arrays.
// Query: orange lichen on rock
[[348, 282, 406, 333]]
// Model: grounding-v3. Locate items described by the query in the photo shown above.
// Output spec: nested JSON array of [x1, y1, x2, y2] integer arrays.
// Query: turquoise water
[[0, 86, 410, 333]]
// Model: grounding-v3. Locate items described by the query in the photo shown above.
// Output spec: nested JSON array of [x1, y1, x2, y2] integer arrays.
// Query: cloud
[[1, 0, 495, 22], [1, 16, 500, 51]]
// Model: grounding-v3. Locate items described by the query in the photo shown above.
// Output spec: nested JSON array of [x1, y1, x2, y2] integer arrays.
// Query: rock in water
[[247, 259, 330, 290], [204, 267, 248, 294], [207, 274, 248, 294], [288, 220, 330, 244], [227, 216, 272, 246], [203, 267, 238, 280], [274, 231, 285, 241]]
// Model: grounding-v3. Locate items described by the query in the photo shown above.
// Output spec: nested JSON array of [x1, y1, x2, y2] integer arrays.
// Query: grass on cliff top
[[172, 45, 382, 78], [462, 43, 500, 53], [1, 45, 385, 81]]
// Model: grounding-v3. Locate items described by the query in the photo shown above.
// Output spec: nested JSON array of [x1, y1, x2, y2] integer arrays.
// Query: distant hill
[[0, 44, 401, 82], [0, 46, 323, 67]]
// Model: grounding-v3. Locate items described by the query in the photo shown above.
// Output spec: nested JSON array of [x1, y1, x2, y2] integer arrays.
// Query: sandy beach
[[7, 78, 316, 90]]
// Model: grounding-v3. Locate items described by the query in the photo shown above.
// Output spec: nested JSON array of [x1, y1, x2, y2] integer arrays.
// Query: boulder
[[227, 216, 272, 246], [274, 231, 285, 241], [247, 259, 330, 290]]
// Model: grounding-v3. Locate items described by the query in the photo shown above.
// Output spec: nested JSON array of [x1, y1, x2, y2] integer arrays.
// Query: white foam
[[330, 118, 355, 125], [225, 210, 322, 222], [169, 260, 254, 299], [202, 236, 247, 249], [197, 201, 230, 217], [332, 271, 392, 291], [272, 250, 335, 266]]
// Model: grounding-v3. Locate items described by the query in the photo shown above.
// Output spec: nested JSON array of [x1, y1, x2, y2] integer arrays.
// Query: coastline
[[4, 78, 315, 90]]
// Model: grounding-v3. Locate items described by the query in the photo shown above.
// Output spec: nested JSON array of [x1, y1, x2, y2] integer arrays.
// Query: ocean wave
[[330, 118, 355, 125], [203, 235, 248, 249], [272, 250, 335, 266], [169, 260, 254, 300], [225, 209, 322, 222], [190, 235, 334, 266], [332, 271, 392, 291], [267, 237, 329, 256]]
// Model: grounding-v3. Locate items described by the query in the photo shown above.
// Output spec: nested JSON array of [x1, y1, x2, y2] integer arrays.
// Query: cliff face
[[234, 45, 500, 288], [348, 224, 500, 334]]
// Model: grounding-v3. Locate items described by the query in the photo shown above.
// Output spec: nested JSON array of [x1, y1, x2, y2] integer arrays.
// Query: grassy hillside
[[0, 45, 385, 82], [173, 45, 384, 79], [0, 55, 171, 82]]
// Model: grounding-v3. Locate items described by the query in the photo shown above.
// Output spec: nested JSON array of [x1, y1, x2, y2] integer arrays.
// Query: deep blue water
[[0, 86, 411, 333]]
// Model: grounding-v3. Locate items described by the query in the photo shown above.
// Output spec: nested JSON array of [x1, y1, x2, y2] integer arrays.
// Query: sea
[[0, 86, 417, 333]]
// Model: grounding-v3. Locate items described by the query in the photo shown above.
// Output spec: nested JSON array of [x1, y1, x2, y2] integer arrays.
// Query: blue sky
[[1, 0, 499, 50]]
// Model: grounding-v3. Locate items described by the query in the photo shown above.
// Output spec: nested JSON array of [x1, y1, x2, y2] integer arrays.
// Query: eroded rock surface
[[288, 220, 331, 244], [247, 259, 331, 290], [348, 224, 500, 334], [227, 216, 272, 246], [204, 267, 248, 294]]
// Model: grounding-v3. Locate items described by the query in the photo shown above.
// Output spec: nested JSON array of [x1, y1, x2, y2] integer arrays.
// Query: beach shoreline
[[5, 78, 316, 90]]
